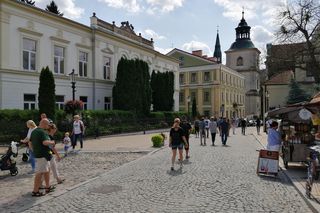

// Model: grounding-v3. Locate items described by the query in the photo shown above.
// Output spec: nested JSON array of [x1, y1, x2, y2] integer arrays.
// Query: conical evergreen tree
[[18, 0, 35, 6], [192, 98, 197, 118], [286, 78, 310, 104], [46, 1, 63, 16], [38, 66, 56, 120]]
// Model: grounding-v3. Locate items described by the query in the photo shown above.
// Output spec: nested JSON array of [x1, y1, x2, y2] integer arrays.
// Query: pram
[[0, 141, 19, 176]]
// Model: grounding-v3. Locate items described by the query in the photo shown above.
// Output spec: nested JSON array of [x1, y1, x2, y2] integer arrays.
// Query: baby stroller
[[0, 141, 19, 176]]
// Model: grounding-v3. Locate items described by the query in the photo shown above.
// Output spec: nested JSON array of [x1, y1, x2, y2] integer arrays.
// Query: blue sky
[[33, 0, 287, 64]]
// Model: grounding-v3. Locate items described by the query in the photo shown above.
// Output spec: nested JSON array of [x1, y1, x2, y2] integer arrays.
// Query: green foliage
[[151, 71, 174, 111], [151, 134, 164, 147], [286, 79, 311, 104], [38, 66, 56, 121], [45, 1, 63, 16], [113, 58, 151, 116], [192, 98, 197, 119]]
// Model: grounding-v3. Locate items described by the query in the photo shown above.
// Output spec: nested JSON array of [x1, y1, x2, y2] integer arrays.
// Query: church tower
[[225, 10, 261, 117], [213, 28, 222, 64]]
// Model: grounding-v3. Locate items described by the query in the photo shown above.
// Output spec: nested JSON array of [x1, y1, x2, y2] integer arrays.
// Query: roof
[[166, 48, 217, 64], [265, 70, 294, 85], [228, 39, 255, 50]]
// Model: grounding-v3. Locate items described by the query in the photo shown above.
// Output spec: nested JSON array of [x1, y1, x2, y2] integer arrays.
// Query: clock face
[[299, 108, 312, 120]]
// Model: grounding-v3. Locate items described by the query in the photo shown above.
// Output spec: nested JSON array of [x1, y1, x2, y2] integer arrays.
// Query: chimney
[[192, 50, 202, 56]]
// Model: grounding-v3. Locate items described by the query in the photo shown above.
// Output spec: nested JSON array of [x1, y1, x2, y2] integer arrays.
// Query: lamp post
[[69, 69, 77, 101], [187, 96, 191, 119]]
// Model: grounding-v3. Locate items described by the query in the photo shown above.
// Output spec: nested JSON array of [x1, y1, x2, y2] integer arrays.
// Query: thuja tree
[[150, 71, 174, 111], [46, 0, 64, 16], [286, 78, 310, 104], [113, 58, 151, 116], [38, 66, 56, 120]]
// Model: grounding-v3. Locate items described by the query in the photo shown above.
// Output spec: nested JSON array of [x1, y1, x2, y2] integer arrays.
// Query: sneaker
[[27, 170, 35, 174], [171, 167, 174, 171], [186, 155, 190, 159]]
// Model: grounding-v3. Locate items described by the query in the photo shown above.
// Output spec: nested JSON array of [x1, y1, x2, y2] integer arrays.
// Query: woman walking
[[20, 120, 37, 174], [169, 118, 188, 171], [71, 115, 85, 151]]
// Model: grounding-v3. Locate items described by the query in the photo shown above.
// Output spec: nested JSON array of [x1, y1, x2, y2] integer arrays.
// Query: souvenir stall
[[266, 103, 316, 169]]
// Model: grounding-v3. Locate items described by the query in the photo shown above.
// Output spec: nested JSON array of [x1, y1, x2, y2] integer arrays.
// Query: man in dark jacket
[[219, 117, 229, 145], [180, 118, 192, 159]]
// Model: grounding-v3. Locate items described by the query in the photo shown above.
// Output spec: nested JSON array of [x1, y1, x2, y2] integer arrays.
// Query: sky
[[33, 0, 287, 65]]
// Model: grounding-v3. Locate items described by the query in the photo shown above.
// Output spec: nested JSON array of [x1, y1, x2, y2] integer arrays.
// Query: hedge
[[0, 109, 187, 145]]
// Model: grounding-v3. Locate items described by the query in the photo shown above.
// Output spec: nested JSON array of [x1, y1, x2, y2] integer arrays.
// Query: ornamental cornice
[[50, 36, 70, 44], [18, 27, 43, 37], [0, 11, 10, 23]]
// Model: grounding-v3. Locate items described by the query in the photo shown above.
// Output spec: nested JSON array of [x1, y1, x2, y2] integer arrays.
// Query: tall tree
[[18, 0, 35, 6], [38, 66, 56, 120], [277, 0, 320, 83], [286, 78, 310, 104], [45, 1, 64, 16], [113, 58, 151, 116], [192, 98, 197, 119]]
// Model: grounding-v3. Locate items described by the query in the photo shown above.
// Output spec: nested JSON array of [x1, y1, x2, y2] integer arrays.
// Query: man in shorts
[[30, 119, 55, 196]]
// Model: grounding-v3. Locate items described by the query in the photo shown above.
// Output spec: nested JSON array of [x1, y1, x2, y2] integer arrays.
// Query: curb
[[251, 133, 320, 213]]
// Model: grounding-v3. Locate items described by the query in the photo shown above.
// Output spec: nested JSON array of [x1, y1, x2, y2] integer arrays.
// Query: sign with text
[[257, 150, 279, 175]]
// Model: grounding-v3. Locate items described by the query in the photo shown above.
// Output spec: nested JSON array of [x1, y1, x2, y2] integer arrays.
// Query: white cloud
[[143, 29, 166, 40], [213, 0, 285, 23], [98, 0, 141, 13], [146, 0, 184, 13], [182, 41, 213, 56], [35, 0, 84, 19], [34, 0, 84, 19], [155, 46, 173, 54], [251, 25, 274, 43]]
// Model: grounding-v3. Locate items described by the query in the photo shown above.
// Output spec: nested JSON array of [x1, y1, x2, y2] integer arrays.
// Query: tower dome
[[228, 10, 255, 50]]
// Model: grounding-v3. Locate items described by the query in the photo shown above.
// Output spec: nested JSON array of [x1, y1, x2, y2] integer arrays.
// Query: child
[[63, 132, 71, 156]]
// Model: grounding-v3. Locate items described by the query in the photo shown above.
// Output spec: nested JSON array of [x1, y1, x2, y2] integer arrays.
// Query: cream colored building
[[0, 0, 179, 110], [167, 49, 245, 118]]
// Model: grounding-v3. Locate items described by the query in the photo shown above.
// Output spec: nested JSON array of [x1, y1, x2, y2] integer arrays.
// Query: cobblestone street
[[1, 129, 313, 213]]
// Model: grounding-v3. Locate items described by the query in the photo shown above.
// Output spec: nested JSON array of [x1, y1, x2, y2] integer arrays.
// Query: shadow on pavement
[[167, 168, 186, 176]]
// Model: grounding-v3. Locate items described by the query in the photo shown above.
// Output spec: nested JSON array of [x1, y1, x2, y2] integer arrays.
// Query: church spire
[[213, 26, 222, 64]]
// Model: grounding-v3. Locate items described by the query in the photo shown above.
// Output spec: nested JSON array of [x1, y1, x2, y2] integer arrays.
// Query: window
[[237, 57, 243, 66], [179, 92, 184, 103], [306, 63, 313, 77], [103, 56, 111, 80], [54, 46, 64, 74], [179, 74, 185, 85], [23, 38, 36, 71], [203, 91, 210, 102], [80, 96, 87, 110], [104, 97, 111, 110], [55, 95, 64, 110], [79, 51, 88, 77], [179, 56, 184, 67], [204, 72, 210, 82], [24, 94, 36, 109], [191, 73, 197, 83]]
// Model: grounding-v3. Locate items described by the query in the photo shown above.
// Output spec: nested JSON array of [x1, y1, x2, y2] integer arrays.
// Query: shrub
[[151, 134, 164, 147]]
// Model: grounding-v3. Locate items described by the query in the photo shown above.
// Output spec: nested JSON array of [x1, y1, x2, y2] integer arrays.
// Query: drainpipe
[[91, 13, 97, 110]]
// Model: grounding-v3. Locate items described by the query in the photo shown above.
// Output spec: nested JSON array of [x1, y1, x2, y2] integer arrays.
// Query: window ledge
[[50, 36, 70, 44]]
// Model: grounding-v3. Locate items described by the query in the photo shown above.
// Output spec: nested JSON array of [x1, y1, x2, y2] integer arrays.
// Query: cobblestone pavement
[[10, 131, 313, 213], [0, 152, 145, 212]]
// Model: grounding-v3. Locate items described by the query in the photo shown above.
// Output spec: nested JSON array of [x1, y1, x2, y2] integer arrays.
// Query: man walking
[[219, 118, 229, 145], [180, 117, 192, 159], [256, 117, 261, 135], [209, 117, 218, 146], [30, 119, 55, 196], [199, 117, 206, 145], [204, 117, 210, 138], [240, 118, 247, 135]]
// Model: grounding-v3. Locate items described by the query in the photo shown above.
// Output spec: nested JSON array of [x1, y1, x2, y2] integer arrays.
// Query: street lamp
[[187, 96, 191, 119], [69, 69, 77, 101]]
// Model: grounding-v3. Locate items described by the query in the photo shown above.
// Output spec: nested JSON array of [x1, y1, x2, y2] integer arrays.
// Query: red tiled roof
[[265, 70, 294, 85]]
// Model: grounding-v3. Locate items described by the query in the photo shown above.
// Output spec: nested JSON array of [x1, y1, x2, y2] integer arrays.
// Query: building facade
[[167, 48, 245, 118], [225, 11, 261, 117], [0, 0, 179, 111]]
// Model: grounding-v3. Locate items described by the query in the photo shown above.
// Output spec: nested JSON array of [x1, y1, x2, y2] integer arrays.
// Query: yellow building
[[167, 48, 245, 118]]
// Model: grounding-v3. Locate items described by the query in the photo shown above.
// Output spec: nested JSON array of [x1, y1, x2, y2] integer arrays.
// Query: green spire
[[213, 27, 221, 64]]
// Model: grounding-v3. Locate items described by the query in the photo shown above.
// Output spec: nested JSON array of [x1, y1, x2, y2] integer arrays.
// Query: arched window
[[237, 56, 243, 66]]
